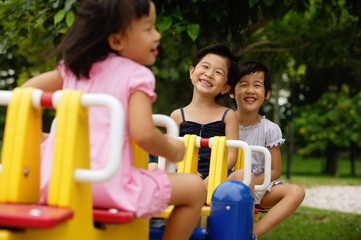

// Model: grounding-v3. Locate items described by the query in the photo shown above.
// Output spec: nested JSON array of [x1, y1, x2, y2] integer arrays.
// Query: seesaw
[[0, 88, 270, 240]]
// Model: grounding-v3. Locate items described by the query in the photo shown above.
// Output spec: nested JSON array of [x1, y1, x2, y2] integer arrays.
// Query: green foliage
[[0, 0, 78, 90], [294, 84, 361, 156], [152, 0, 307, 113], [186, 24, 200, 42], [1, 0, 361, 170]]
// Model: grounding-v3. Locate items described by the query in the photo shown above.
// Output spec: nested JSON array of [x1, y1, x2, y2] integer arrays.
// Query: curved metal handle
[[0, 90, 125, 183], [224, 140, 252, 187], [152, 114, 178, 173], [177, 136, 253, 187], [250, 145, 272, 191], [74, 93, 124, 183]]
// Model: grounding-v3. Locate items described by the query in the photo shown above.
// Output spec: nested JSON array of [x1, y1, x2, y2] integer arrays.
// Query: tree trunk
[[286, 80, 295, 180], [350, 142, 355, 176], [325, 143, 338, 177], [272, 76, 281, 126], [286, 120, 293, 179]]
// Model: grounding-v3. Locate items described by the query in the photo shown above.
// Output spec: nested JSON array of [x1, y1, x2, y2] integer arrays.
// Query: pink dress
[[40, 53, 171, 219]]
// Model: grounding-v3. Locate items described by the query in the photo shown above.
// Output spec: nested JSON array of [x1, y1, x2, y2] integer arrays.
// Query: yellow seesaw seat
[[0, 88, 271, 239], [0, 88, 148, 240]]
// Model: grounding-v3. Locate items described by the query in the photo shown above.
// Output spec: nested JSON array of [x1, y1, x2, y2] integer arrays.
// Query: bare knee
[[191, 175, 207, 200], [188, 175, 206, 207], [228, 170, 255, 192], [289, 184, 305, 204], [169, 174, 206, 206]]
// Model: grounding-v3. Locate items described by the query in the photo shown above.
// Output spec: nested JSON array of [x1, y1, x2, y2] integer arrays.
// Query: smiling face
[[189, 53, 231, 97], [231, 71, 271, 113], [108, 2, 161, 65]]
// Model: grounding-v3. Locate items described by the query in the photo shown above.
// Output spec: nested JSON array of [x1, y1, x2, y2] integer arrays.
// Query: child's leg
[[253, 184, 305, 238], [228, 169, 255, 195], [163, 173, 206, 240]]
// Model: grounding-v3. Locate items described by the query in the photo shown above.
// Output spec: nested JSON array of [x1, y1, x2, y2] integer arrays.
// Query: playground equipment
[[0, 88, 271, 240], [150, 134, 271, 240]]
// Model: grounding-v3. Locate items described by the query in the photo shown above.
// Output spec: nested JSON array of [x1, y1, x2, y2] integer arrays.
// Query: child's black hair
[[230, 61, 271, 97], [191, 43, 244, 88], [53, 0, 151, 79]]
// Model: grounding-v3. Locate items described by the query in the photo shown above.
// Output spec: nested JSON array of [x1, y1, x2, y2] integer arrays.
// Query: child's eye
[[145, 24, 154, 32], [216, 71, 223, 75]]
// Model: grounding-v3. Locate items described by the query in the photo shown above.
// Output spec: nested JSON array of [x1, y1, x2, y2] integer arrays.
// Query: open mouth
[[199, 79, 213, 87], [244, 97, 256, 103], [151, 49, 159, 56]]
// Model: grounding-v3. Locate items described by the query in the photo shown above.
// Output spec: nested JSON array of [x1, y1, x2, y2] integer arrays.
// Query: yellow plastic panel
[[47, 90, 94, 238], [177, 134, 198, 174], [0, 87, 41, 203], [234, 147, 244, 170], [0, 90, 149, 240], [94, 218, 149, 240], [206, 136, 227, 205], [131, 139, 149, 170]]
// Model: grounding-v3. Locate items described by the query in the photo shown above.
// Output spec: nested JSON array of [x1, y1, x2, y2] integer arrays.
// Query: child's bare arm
[[169, 109, 182, 128], [22, 70, 63, 91], [129, 91, 185, 162], [22, 70, 63, 139], [224, 109, 239, 170]]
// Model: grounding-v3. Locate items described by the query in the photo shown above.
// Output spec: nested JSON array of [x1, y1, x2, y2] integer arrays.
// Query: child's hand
[[42, 132, 49, 142]]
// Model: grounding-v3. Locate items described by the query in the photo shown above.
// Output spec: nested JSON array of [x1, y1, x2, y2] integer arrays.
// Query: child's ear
[[189, 66, 195, 78], [107, 33, 124, 52], [221, 84, 231, 95], [265, 89, 271, 100]]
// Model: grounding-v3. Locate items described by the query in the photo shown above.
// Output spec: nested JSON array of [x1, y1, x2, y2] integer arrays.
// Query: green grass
[[280, 154, 361, 186], [260, 207, 361, 240], [260, 154, 361, 239]]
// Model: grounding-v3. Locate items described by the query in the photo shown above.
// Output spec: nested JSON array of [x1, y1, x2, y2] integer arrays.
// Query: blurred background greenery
[[1, 0, 361, 178]]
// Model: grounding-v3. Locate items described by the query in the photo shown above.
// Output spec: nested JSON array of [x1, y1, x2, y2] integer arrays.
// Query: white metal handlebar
[[250, 145, 272, 191], [177, 136, 254, 187], [224, 139, 252, 187], [176, 136, 273, 190], [0, 90, 272, 190], [0, 90, 124, 184], [152, 114, 178, 173], [75, 93, 124, 183]]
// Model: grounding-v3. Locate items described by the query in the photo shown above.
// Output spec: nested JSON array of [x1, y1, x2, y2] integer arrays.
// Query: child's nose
[[205, 69, 213, 78], [154, 29, 161, 41], [246, 86, 254, 93]]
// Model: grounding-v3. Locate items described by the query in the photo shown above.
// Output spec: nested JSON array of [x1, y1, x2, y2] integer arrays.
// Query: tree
[[1, 0, 361, 173], [151, 0, 309, 114], [1, 0, 308, 113], [0, 0, 77, 87], [0, 0, 77, 132], [294, 84, 361, 176], [246, 0, 361, 175]]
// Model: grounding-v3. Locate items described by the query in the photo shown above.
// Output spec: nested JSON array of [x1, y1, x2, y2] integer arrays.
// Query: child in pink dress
[[22, 1, 206, 239]]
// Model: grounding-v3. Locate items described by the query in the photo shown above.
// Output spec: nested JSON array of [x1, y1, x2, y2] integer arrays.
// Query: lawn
[[281, 154, 361, 186], [260, 207, 361, 240], [261, 154, 361, 240]]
